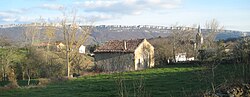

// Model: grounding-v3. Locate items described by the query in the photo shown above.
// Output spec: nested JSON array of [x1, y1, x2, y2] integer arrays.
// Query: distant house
[[94, 39, 154, 72], [175, 53, 187, 62], [55, 41, 65, 51], [33, 42, 50, 47], [55, 41, 88, 54], [79, 45, 86, 54], [175, 53, 194, 62]]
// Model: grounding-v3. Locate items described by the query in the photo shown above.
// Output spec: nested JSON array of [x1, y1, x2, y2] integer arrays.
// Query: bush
[[203, 82, 250, 97], [38, 78, 51, 86]]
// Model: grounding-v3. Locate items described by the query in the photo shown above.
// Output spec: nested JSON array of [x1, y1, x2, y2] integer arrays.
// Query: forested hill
[[0, 25, 248, 45]]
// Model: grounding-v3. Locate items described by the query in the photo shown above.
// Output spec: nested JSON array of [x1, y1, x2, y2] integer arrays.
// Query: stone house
[[94, 39, 154, 72]]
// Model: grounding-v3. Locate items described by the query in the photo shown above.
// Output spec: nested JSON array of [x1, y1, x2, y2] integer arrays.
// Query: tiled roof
[[94, 39, 144, 53]]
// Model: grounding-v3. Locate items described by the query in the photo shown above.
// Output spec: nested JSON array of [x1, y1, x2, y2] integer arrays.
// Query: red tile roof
[[94, 39, 144, 53]]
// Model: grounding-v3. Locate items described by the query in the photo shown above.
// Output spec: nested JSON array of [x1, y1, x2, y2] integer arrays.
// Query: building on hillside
[[32, 42, 50, 47], [175, 53, 187, 62], [55, 41, 65, 51], [94, 39, 154, 72], [79, 45, 86, 54], [175, 53, 195, 62]]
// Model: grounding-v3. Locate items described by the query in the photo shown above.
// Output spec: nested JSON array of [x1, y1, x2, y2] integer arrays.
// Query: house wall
[[134, 39, 154, 70], [175, 53, 187, 62], [95, 52, 134, 72]]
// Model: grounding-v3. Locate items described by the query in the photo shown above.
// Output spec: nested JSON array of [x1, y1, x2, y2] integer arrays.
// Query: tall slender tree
[[61, 10, 92, 77]]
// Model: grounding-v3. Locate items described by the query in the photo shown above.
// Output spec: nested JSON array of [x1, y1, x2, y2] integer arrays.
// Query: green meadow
[[0, 64, 246, 97]]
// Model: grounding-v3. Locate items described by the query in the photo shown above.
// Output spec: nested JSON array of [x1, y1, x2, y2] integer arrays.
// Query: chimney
[[123, 40, 127, 50]]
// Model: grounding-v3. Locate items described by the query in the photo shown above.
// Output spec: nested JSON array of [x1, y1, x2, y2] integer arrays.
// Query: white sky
[[0, 0, 249, 31]]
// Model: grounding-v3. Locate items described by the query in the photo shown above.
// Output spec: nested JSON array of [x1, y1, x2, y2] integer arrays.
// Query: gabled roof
[[94, 39, 145, 53]]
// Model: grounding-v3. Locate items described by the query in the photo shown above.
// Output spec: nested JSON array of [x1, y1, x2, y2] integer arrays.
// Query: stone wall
[[95, 52, 134, 72]]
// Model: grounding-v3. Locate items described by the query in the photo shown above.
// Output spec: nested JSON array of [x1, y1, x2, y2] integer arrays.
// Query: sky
[[0, 0, 249, 31]]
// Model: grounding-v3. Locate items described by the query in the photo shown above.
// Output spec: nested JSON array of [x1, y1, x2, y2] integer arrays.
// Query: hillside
[[0, 25, 248, 45]]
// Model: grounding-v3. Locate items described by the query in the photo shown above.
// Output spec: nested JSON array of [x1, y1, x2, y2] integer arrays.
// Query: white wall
[[79, 45, 86, 54]]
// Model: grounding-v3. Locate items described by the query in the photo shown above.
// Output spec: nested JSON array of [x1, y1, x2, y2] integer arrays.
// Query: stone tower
[[196, 25, 203, 49]]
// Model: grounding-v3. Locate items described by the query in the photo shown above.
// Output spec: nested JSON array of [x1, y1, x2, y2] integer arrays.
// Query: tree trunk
[[173, 42, 176, 63], [66, 43, 71, 78], [7, 68, 19, 88], [22, 71, 25, 80], [67, 52, 70, 78], [27, 69, 30, 86], [3, 67, 6, 81]]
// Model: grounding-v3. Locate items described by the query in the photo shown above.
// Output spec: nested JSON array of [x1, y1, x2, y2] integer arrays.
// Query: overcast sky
[[0, 0, 249, 31]]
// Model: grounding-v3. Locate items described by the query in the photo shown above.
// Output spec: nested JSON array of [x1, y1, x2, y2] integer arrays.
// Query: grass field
[[0, 64, 247, 97]]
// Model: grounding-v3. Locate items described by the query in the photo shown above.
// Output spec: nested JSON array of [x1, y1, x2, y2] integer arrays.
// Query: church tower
[[196, 25, 203, 49]]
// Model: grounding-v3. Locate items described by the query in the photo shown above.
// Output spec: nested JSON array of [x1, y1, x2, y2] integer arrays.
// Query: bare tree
[[169, 25, 196, 62], [169, 26, 181, 62], [204, 19, 224, 48], [182, 26, 197, 59], [22, 22, 41, 85], [198, 19, 224, 94], [24, 24, 40, 46], [44, 24, 56, 51], [0, 47, 19, 87], [61, 10, 92, 77], [149, 37, 173, 65]]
